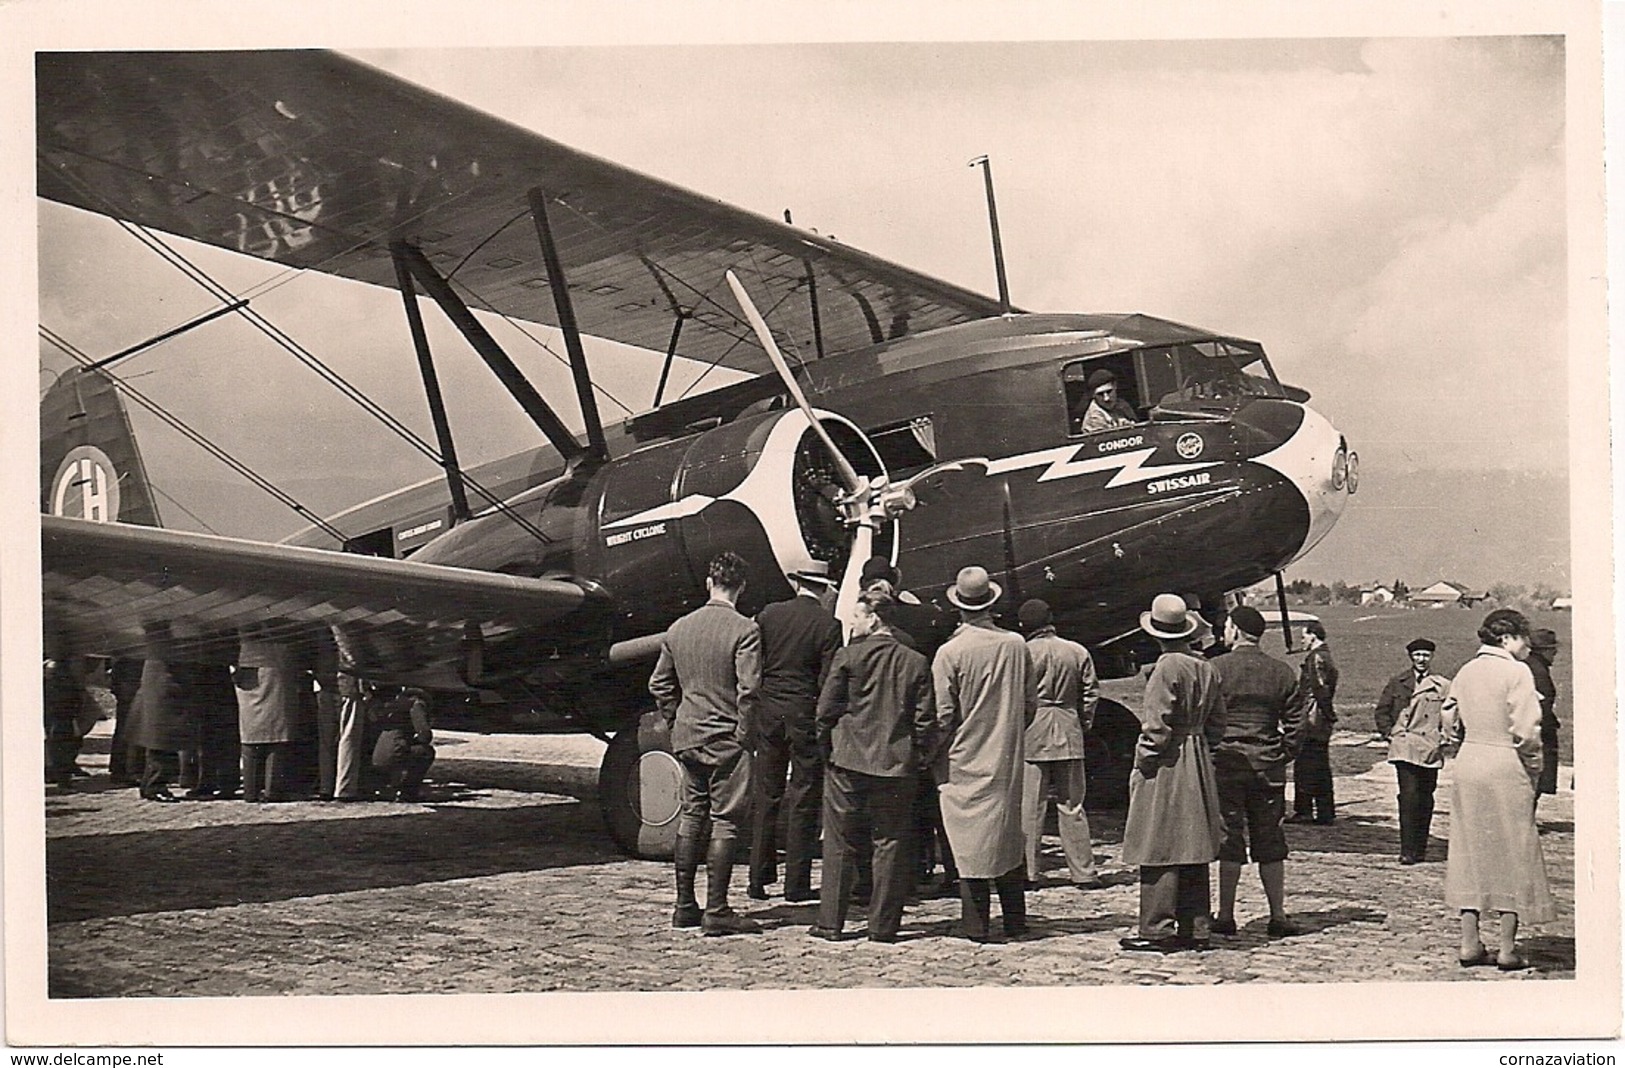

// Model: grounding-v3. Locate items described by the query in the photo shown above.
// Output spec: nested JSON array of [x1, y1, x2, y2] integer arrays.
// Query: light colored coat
[[234, 638, 298, 745], [1024, 628, 1097, 762], [1121, 651, 1226, 867], [1376, 669, 1450, 769], [131, 659, 202, 752], [932, 619, 1037, 879]]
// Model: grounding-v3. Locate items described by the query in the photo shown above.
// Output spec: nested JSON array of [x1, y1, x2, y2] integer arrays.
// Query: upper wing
[[43, 515, 602, 685], [37, 50, 1005, 381]]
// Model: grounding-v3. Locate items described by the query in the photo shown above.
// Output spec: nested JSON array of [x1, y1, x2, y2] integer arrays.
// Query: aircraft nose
[[1238, 399, 1356, 562]]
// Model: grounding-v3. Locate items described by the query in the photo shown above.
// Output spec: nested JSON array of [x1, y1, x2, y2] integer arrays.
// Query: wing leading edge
[[37, 50, 1006, 381], [42, 515, 602, 684]]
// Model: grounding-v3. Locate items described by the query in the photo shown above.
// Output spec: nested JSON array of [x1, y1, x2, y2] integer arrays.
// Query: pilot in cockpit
[[1076, 369, 1140, 434]]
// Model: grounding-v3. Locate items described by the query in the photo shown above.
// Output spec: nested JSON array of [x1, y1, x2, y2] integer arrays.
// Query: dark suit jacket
[[649, 600, 761, 752], [1211, 644, 1306, 772], [755, 593, 841, 719], [817, 630, 936, 778]]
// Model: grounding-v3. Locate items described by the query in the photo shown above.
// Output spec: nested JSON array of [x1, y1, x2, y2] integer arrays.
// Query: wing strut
[[528, 188, 607, 459], [652, 314, 687, 409], [396, 243, 588, 466], [392, 244, 473, 523]]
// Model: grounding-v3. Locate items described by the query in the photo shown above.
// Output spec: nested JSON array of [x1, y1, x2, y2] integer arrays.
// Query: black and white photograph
[[3, 0, 1616, 1049]]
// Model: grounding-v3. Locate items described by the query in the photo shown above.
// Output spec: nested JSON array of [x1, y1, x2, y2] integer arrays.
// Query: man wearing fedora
[[648, 550, 763, 936], [1017, 598, 1102, 890], [1374, 637, 1451, 863], [1210, 605, 1305, 937], [931, 566, 1036, 942], [748, 562, 843, 902], [1120, 594, 1226, 952]]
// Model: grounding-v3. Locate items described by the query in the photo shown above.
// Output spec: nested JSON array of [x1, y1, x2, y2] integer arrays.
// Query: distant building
[[1412, 580, 1487, 608], [1359, 583, 1395, 606], [1552, 596, 1573, 611]]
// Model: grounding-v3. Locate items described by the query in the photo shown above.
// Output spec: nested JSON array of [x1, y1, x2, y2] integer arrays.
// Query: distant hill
[[1289, 467, 1569, 591]]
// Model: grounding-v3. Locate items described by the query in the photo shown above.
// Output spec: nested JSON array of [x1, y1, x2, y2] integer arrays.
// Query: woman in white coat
[[1443, 608, 1555, 971]]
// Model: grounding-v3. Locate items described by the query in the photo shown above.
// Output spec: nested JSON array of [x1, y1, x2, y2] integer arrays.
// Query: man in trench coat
[[1120, 594, 1227, 952], [931, 566, 1037, 942]]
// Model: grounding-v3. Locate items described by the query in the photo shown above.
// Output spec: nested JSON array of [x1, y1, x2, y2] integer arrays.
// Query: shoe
[[672, 904, 703, 929], [182, 787, 215, 800], [1267, 917, 1302, 938], [145, 791, 180, 804], [1024, 880, 1040, 892], [70, 766, 91, 778], [1072, 876, 1104, 890], [1458, 946, 1496, 967], [1496, 954, 1532, 972], [1399, 855, 1419, 866], [701, 908, 763, 936], [1312, 816, 1336, 825], [867, 931, 899, 944], [1284, 813, 1315, 824], [1210, 917, 1239, 936], [1004, 921, 1031, 939], [784, 888, 818, 904], [806, 925, 846, 942], [746, 884, 770, 901], [1119, 935, 1185, 953]]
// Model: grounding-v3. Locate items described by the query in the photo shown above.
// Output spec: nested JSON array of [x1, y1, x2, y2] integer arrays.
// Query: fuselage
[[285, 311, 1355, 729]]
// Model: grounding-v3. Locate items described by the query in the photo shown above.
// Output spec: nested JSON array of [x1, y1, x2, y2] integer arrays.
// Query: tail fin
[[40, 367, 161, 526]]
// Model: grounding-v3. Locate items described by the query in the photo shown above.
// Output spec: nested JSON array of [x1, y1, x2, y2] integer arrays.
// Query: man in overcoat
[[132, 657, 203, 803], [932, 566, 1036, 942], [1210, 606, 1305, 937], [1120, 594, 1226, 952], [1527, 629, 1561, 801], [1289, 620, 1339, 823], [234, 636, 298, 802], [1017, 598, 1101, 889], [1374, 637, 1451, 863], [748, 563, 842, 902], [649, 550, 763, 936], [810, 593, 937, 943]]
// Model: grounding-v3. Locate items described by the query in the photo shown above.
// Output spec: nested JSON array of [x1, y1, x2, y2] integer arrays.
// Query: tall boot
[[959, 878, 992, 942], [672, 834, 703, 928], [701, 837, 762, 936], [1416, 791, 1436, 862], [995, 867, 1028, 937]]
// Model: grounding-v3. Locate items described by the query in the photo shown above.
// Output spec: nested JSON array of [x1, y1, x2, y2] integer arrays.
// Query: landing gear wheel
[[598, 710, 684, 859]]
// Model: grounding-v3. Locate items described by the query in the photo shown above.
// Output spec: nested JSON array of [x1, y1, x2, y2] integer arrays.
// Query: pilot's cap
[[1406, 638, 1436, 654], [1228, 605, 1267, 638], [1017, 598, 1052, 632], [1086, 368, 1118, 391]]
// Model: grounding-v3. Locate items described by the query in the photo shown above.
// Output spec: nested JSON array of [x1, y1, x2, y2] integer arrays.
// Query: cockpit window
[[865, 415, 937, 476], [1138, 340, 1286, 411]]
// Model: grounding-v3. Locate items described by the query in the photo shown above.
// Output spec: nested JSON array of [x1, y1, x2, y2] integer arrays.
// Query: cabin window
[[1063, 358, 1142, 437], [865, 416, 937, 477]]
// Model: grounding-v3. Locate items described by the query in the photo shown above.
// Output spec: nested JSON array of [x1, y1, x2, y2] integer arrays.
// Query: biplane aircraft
[[38, 50, 1358, 856]]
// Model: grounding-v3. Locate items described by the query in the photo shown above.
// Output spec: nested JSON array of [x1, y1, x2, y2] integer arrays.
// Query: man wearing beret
[[1210, 605, 1307, 936], [1374, 638, 1451, 864], [1076, 369, 1139, 434]]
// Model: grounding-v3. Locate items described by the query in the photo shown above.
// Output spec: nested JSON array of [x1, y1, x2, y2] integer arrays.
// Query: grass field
[[1253, 603, 1574, 764]]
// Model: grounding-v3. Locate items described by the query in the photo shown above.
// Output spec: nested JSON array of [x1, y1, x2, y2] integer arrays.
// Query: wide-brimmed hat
[[1140, 593, 1201, 640], [1530, 628, 1559, 653], [946, 566, 1002, 611], [1406, 637, 1437, 654], [786, 560, 837, 590]]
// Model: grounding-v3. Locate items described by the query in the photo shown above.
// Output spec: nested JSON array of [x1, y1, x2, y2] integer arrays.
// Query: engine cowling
[[588, 407, 889, 630]]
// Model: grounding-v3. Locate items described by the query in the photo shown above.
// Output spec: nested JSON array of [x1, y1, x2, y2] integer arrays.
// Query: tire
[[598, 710, 685, 859], [1084, 698, 1138, 810]]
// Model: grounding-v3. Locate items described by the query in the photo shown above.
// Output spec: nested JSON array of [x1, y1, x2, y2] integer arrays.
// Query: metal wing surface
[[37, 50, 1005, 381], [42, 516, 597, 683]]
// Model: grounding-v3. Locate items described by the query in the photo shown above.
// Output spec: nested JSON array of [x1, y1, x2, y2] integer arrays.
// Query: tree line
[[1280, 579, 1565, 613]]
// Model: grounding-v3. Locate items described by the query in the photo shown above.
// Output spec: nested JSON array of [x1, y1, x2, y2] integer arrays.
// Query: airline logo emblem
[[51, 446, 120, 522], [1176, 433, 1205, 460]]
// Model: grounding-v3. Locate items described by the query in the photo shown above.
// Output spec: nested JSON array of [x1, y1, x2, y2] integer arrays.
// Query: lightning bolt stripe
[[600, 493, 716, 530], [981, 445, 1218, 488]]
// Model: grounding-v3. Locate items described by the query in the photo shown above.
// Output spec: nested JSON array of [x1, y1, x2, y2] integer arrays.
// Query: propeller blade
[[725, 270, 865, 495], [834, 520, 875, 639]]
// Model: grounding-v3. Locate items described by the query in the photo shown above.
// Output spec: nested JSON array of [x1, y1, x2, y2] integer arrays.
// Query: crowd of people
[[45, 553, 1564, 967], [43, 636, 437, 807], [649, 551, 1564, 965]]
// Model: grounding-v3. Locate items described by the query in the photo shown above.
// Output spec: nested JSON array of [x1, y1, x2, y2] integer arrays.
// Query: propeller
[[726, 271, 958, 635]]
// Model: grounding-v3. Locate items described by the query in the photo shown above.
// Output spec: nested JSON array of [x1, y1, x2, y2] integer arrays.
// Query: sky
[[34, 34, 1576, 588]]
